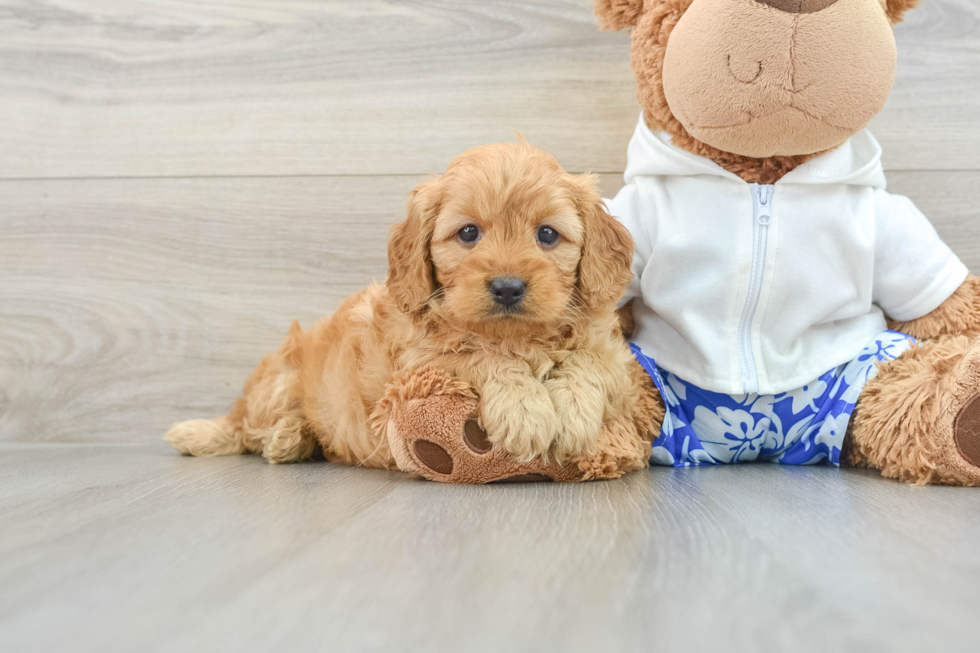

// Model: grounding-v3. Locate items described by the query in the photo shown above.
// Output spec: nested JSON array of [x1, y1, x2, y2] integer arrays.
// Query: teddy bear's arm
[[887, 276, 980, 340]]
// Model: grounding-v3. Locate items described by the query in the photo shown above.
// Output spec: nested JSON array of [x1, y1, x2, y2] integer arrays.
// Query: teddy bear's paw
[[380, 367, 650, 484], [382, 386, 580, 483], [396, 409, 653, 484], [399, 409, 584, 484]]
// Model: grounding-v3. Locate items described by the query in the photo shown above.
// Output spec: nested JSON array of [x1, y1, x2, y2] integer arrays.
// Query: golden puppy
[[166, 140, 643, 468]]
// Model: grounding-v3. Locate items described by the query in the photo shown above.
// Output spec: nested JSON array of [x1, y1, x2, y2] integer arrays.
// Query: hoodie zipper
[[737, 184, 774, 395]]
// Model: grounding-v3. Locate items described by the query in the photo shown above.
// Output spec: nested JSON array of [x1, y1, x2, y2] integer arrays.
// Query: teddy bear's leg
[[846, 334, 980, 486], [376, 367, 653, 484]]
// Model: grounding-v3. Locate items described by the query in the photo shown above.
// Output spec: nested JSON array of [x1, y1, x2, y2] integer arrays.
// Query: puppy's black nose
[[490, 277, 527, 307]]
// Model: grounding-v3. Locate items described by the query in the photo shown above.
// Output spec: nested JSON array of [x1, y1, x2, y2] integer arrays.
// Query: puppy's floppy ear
[[569, 174, 634, 312], [885, 0, 922, 24], [593, 0, 645, 31], [387, 179, 441, 314]]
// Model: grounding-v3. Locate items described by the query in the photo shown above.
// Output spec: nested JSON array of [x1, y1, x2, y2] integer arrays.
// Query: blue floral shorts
[[631, 330, 915, 467]]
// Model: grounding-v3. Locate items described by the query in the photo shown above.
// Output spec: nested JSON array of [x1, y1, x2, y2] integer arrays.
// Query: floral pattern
[[632, 330, 915, 467]]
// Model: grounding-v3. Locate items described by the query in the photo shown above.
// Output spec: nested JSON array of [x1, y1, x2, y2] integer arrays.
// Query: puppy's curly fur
[[166, 141, 645, 468]]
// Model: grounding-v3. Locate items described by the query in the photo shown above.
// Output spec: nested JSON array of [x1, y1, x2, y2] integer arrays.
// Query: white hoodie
[[609, 114, 968, 395]]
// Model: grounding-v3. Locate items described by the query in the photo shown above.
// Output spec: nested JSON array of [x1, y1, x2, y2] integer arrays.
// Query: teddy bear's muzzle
[[661, 0, 896, 158]]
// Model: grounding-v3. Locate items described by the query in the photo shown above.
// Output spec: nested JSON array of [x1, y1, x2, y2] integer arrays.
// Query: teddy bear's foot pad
[[954, 393, 980, 468], [463, 419, 492, 453], [412, 440, 455, 475]]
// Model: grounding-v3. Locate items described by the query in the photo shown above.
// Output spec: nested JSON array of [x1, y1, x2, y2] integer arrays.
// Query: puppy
[[166, 140, 643, 468]]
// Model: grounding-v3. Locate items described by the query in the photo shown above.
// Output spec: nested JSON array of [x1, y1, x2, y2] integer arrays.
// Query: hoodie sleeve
[[605, 181, 657, 309], [873, 189, 968, 322]]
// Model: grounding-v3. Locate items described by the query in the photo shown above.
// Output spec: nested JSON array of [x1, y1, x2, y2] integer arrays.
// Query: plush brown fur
[[884, 0, 922, 24], [593, 0, 646, 31], [166, 141, 662, 481]]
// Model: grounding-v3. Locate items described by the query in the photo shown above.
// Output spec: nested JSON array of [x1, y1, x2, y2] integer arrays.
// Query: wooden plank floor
[[1, 444, 979, 653]]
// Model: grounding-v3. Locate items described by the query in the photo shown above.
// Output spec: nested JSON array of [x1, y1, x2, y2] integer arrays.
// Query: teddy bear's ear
[[593, 0, 645, 31], [885, 0, 923, 24]]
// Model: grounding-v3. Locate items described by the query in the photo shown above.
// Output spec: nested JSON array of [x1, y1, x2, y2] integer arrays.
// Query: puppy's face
[[429, 163, 583, 331], [386, 142, 634, 339]]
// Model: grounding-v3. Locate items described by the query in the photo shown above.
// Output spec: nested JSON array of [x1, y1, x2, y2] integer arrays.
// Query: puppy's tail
[[165, 416, 245, 457]]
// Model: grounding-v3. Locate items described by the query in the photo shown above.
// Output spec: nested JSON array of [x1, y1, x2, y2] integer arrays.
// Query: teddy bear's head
[[595, 0, 920, 182]]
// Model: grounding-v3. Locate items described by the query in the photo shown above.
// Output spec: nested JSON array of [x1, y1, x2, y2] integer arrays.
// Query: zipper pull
[[757, 186, 772, 225]]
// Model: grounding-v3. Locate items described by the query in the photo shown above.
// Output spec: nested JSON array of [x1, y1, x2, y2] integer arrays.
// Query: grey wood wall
[[2, 0, 978, 443]]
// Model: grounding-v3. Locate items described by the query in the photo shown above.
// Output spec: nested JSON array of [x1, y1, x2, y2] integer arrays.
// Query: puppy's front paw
[[547, 379, 605, 460], [480, 382, 559, 461]]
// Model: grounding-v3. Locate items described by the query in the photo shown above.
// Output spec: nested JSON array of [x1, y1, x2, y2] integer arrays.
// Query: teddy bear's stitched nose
[[756, 0, 840, 13]]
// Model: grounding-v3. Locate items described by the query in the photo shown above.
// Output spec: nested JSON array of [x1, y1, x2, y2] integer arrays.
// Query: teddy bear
[[384, 0, 980, 486]]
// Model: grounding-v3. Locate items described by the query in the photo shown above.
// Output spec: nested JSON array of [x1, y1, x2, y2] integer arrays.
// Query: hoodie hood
[[623, 113, 887, 190]]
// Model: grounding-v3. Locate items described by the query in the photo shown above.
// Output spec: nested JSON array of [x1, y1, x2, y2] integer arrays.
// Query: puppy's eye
[[457, 225, 480, 245], [537, 225, 559, 247]]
